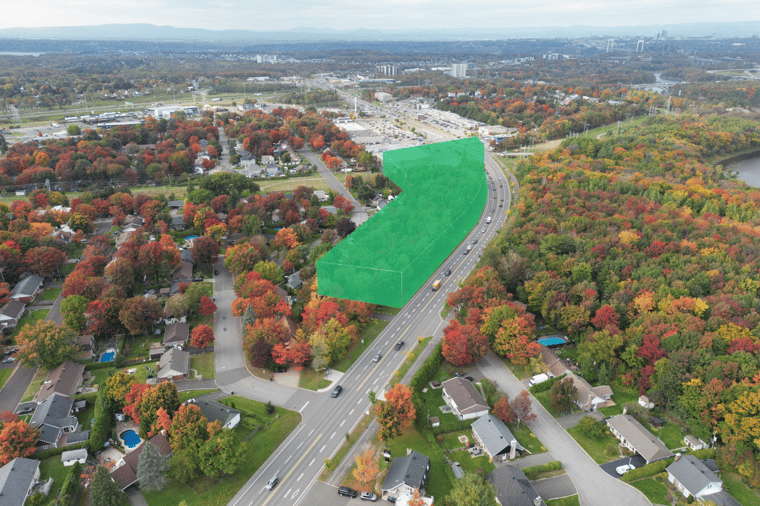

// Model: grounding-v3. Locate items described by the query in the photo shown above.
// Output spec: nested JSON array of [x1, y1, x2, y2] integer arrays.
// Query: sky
[[0, 0, 757, 31]]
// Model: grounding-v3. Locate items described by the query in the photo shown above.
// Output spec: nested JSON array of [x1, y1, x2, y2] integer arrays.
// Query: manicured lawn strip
[[178, 389, 219, 403], [77, 404, 96, 430], [566, 426, 619, 464], [522, 461, 563, 480], [118, 361, 158, 384], [449, 449, 495, 475], [190, 353, 215, 379], [498, 355, 532, 380], [649, 421, 684, 450], [320, 412, 373, 481], [723, 472, 760, 506], [390, 336, 432, 387], [510, 423, 546, 455], [143, 396, 300, 506], [533, 390, 576, 418], [383, 427, 453, 500], [121, 334, 164, 361], [21, 368, 46, 402], [546, 495, 580, 506], [333, 319, 389, 373], [60, 263, 75, 275], [0, 367, 14, 390], [609, 383, 640, 407], [299, 367, 331, 391], [10, 310, 50, 343], [40, 287, 62, 300], [438, 430, 471, 450], [38, 456, 71, 506], [630, 477, 670, 505]]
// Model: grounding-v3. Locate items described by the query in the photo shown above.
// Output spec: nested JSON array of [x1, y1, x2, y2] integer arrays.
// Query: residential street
[[476, 352, 651, 506]]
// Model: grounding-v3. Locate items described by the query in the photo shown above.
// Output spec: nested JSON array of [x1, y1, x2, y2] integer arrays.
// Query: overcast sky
[[1, 0, 756, 31]]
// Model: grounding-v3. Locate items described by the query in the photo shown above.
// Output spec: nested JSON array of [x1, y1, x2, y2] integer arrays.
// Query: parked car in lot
[[394, 340, 405, 350], [265, 475, 279, 490], [360, 491, 378, 501], [338, 486, 358, 498], [616, 464, 635, 475], [331, 385, 343, 398]]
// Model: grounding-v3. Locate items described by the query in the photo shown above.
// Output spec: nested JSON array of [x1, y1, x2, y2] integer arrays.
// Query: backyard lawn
[[630, 477, 670, 504], [384, 427, 453, 501], [191, 353, 215, 379], [40, 287, 62, 301], [723, 472, 760, 506], [648, 421, 685, 450], [299, 366, 331, 390], [449, 449, 495, 475], [566, 426, 619, 464], [38, 456, 72, 506], [142, 396, 301, 506], [510, 422, 546, 455], [119, 361, 158, 384], [333, 319, 389, 373]]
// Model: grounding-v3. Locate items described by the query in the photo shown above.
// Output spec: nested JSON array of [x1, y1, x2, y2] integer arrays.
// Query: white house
[[61, 449, 88, 466], [441, 378, 490, 420], [684, 435, 708, 451], [667, 455, 722, 500]]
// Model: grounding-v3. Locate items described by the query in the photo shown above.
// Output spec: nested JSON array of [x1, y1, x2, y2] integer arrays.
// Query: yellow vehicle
[[432, 280, 442, 291]]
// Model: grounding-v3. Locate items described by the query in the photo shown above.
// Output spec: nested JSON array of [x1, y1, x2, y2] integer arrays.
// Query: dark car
[[214, 269, 219, 275], [472, 238, 478, 244], [394, 340, 405, 350], [465, 376, 474, 382], [192, 277, 204, 282], [338, 486, 358, 498], [499, 203, 503, 207], [331, 385, 343, 398], [444, 268, 452, 276]]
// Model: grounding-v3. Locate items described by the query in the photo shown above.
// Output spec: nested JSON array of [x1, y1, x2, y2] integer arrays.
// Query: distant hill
[[1, 22, 759, 42]]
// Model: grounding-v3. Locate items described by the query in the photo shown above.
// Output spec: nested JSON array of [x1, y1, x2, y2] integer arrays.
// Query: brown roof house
[[606, 414, 674, 464], [75, 335, 95, 360], [157, 347, 190, 382], [35, 360, 85, 403], [172, 262, 194, 283], [441, 377, 490, 420], [163, 322, 190, 346], [110, 433, 172, 490]]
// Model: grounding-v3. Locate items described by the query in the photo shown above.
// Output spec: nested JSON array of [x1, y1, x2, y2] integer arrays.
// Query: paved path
[[273, 368, 301, 388], [476, 351, 651, 506], [533, 474, 577, 500], [505, 452, 556, 469], [558, 410, 606, 429]]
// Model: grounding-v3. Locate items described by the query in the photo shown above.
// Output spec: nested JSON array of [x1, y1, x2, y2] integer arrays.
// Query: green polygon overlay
[[317, 137, 487, 307]]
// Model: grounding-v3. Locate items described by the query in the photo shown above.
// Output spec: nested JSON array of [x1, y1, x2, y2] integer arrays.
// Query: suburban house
[[75, 335, 95, 360], [111, 434, 172, 490], [286, 270, 302, 291], [667, 455, 722, 500], [441, 377, 490, 420], [0, 458, 41, 506], [471, 414, 524, 461], [172, 262, 194, 283], [29, 393, 80, 449], [381, 451, 431, 502], [314, 190, 329, 202], [149, 343, 166, 360], [157, 347, 190, 382], [540, 346, 611, 411], [0, 299, 26, 333], [163, 322, 190, 346], [61, 448, 88, 466], [487, 465, 545, 506], [171, 215, 186, 231], [35, 360, 85, 403], [192, 399, 241, 429], [10, 275, 44, 302], [606, 414, 674, 464], [277, 316, 300, 349], [684, 435, 708, 451], [167, 200, 185, 210]]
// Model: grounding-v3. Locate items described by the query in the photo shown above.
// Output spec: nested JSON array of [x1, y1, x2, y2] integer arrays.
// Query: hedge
[[410, 342, 443, 393], [522, 460, 562, 480], [84, 361, 115, 371], [529, 374, 563, 394], [422, 429, 457, 484], [431, 417, 476, 435]]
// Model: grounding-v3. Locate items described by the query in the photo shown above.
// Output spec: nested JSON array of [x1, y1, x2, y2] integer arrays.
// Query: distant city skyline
[[1, 0, 757, 32]]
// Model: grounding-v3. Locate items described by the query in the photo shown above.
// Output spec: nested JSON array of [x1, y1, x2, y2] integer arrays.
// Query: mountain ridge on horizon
[[1, 21, 759, 42]]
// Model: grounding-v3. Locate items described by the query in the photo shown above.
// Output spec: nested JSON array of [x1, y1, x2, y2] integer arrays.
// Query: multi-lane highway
[[218, 151, 511, 506]]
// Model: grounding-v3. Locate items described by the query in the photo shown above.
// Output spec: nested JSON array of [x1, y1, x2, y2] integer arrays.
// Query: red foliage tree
[[190, 325, 215, 349], [198, 295, 217, 316], [0, 419, 40, 465], [493, 397, 516, 424], [511, 390, 537, 429]]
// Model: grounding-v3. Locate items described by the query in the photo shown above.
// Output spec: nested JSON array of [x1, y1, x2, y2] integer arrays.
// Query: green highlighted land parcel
[[317, 137, 487, 307]]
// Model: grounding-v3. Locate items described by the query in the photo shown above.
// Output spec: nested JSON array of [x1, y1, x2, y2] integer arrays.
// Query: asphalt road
[[476, 352, 651, 506], [221, 150, 511, 506]]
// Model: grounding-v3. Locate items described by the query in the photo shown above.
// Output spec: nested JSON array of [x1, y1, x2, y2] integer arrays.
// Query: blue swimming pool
[[100, 351, 115, 362], [185, 236, 199, 241], [537, 336, 569, 347], [120, 430, 141, 449]]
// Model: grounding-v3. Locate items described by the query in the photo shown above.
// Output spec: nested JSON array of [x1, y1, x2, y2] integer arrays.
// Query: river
[[727, 155, 760, 187]]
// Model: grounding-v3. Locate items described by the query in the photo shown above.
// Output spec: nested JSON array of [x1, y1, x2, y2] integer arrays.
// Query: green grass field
[[566, 426, 620, 464], [38, 455, 72, 506], [40, 287, 62, 301], [142, 396, 300, 506], [630, 477, 670, 504], [299, 367, 331, 391], [723, 473, 760, 506], [0, 367, 14, 391], [546, 495, 580, 506], [449, 449, 495, 475], [191, 353, 215, 379], [333, 319, 389, 373]]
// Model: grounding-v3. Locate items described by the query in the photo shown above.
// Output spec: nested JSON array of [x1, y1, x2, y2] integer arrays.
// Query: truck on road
[[432, 280, 442, 291]]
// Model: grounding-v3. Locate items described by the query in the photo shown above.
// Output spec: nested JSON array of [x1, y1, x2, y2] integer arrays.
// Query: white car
[[616, 464, 635, 475]]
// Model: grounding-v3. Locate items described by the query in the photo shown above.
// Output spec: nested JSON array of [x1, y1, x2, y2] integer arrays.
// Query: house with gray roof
[[157, 347, 190, 382], [471, 414, 524, 460], [35, 360, 85, 403], [163, 322, 190, 346], [667, 455, 722, 500], [168, 200, 185, 210], [381, 451, 430, 501], [441, 377, 490, 420], [172, 261, 194, 283], [606, 414, 673, 464], [61, 449, 88, 466], [192, 399, 241, 429], [0, 300, 26, 333], [487, 465, 545, 506], [286, 270, 302, 290], [0, 458, 41, 506], [29, 393, 79, 448], [10, 275, 44, 302]]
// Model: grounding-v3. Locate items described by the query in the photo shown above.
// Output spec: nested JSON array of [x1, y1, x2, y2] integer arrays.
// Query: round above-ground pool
[[100, 351, 115, 363], [537, 335, 569, 347], [120, 430, 141, 449]]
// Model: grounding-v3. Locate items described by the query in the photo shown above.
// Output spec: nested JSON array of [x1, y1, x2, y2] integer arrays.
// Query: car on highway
[[444, 268, 452, 276], [616, 464, 635, 475], [499, 203, 503, 207], [264, 476, 279, 490], [360, 491, 378, 502], [472, 238, 478, 244], [481, 228, 486, 233], [373, 353, 382, 362], [331, 385, 343, 398], [394, 340, 405, 350]]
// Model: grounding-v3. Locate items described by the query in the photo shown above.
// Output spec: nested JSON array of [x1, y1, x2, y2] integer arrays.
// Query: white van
[[529, 373, 552, 387], [486, 216, 492, 224]]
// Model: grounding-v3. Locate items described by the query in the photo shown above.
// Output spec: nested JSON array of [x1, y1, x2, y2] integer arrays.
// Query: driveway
[[476, 352, 651, 506], [599, 455, 647, 479], [533, 474, 577, 500], [558, 410, 606, 429]]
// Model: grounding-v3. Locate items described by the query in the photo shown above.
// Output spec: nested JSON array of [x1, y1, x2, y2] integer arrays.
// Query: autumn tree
[[105, 373, 136, 411], [60, 294, 90, 333], [442, 320, 489, 366], [493, 396, 515, 424], [24, 246, 67, 276], [511, 390, 537, 429], [191, 235, 220, 266], [352, 448, 379, 488], [336, 217, 356, 238], [165, 294, 190, 319], [190, 325, 215, 349], [86, 298, 124, 337], [0, 418, 39, 465], [577, 416, 608, 439], [198, 295, 217, 316], [197, 425, 247, 477], [118, 296, 163, 335], [16, 320, 78, 370], [376, 384, 416, 441], [273, 227, 300, 250], [550, 378, 578, 415]]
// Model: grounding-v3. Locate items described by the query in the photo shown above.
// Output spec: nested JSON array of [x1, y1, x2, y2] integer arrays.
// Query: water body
[[727, 155, 760, 188], [0, 52, 45, 56]]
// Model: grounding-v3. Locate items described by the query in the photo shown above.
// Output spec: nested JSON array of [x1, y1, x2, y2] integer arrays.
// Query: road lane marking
[[258, 434, 322, 506], [309, 459, 315, 466], [349, 409, 354, 415], [297, 473, 303, 482], [330, 432, 336, 439], [340, 420, 345, 427], [296, 442, 303, 449], [299, 402, 309, 413], [321, 444, 327, 451]]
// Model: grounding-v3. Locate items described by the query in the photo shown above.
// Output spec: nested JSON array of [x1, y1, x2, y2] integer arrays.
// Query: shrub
[[522, 461, 562, 480], [266, 401, 275, 415]]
